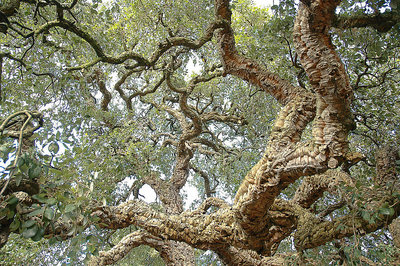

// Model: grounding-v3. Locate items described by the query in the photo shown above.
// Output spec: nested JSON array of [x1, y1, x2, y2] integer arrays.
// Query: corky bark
[[214, 0, 356, 237], [294, 145, 400, 250]]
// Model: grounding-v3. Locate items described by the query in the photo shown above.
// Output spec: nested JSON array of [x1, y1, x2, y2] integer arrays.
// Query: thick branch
[[231, 0, 356, 236], [333, 11, 400, 32], [294, 0, 354, 154], [214, 0, 305, 105], [216, 246, 286, 266], [91, 199, 262, 252], [89, 230, 165, 265], [141, 173, 185, 214], [294, 201, 399, 250], [295, 145, 400, 250], [291, 169, 353, 209], [233, 97, 317, 233]]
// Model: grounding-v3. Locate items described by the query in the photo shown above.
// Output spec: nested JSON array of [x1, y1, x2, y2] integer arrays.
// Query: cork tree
[[1, 0, 400, 264]]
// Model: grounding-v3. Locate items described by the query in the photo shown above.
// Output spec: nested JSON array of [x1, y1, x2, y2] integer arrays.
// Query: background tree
[[0, 0, 399, 265]]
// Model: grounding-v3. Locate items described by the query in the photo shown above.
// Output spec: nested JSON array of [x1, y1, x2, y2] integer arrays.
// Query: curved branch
[[291, 169, 354, 209], [88, 230, 165, 266], [91, 69, 112, 111], [33, 18, 225, 71], [216, 246, 286, 266], [91, 199, 253, 251], [295, 144, 400, 250], [165, 70, 223, 191], [214, 0, 305, 105], [200, 112, 246, 125], [294, 0, 355, 153], [190, 164, 216, 198]]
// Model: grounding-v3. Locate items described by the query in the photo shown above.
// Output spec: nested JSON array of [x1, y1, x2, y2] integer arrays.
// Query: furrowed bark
[[215, 0, 355, 238], [99, 70, 227, 264], [294, 0, 354, 156], [294, 145, 400, 250], [89, 230, 194, 266], [291, 169, 354, 209], [215, 0, 305, 105], [88, 230, 164, 265], [389, 218, 400, 249], [4, 0, 399, 264], [216, 246, 286, 266], [91, 199, 263, 251], [215, 0, 320, 235]]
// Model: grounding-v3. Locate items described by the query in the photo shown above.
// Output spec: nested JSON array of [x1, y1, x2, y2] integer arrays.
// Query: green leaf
[[22, 224, 38, 239], [46, 198, 58, 205], [90, 215, 101, 222], [67, 226, 76, 237], [27, 207, 44, 217], [0, 207, 9, 217], [22, 219, 36, 228], [0, 145, 8, 153], [362, 211, 371, 222], [32, 194, 47, 203], [9, 218, 20, 231], [73, 146, 82, 154], [16, 157, 25, 168], [15, 173, 23, 187], [6, 209, 14, 219], [49, 237, 58, 245], [64, 204, 77, 213], [49, 142, 60, 154], [31, 226, 45, 241], [44, 208, 55, 220], [379, 207, 394, 216], [28, 165, 42, 179], [6, 196, 19, 206]]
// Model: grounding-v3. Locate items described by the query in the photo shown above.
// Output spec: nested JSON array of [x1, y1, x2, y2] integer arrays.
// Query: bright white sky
[[253, 0, 276, 7]]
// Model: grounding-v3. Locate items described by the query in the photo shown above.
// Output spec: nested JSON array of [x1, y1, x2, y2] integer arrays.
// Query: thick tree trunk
[[160, 190, 195, 266], [159, 241, 195, 266]]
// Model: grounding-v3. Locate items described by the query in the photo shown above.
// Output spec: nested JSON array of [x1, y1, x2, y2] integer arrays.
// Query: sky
[[253, 0, 276, 7]]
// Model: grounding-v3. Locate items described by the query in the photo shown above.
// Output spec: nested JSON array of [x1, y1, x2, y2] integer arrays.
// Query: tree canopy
[[0, 0, 400, 265]]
